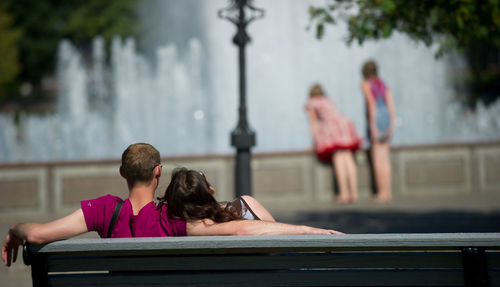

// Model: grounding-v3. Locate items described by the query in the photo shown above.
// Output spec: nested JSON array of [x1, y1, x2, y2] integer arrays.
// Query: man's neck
[[128, 184, 156, 216]]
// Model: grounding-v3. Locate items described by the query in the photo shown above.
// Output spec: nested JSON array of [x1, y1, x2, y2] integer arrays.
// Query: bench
[[23, 233, 500, 287]]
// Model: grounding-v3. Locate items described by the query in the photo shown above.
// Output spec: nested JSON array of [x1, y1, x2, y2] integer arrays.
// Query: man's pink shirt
[[81, 194, 187, 238]]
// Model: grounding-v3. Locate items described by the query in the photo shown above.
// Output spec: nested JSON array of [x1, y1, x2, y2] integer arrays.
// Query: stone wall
[[1, 142, 499, 218]]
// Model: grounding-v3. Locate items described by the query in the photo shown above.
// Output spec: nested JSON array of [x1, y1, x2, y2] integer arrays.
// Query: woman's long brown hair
[[158, 167, 242, 222]]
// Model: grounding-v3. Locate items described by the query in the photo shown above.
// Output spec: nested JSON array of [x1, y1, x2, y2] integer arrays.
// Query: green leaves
[[0, 3, 22, 99], [308, 6, 335, 39], [308, 0, 500, 106], [308, 0, 500, 56], [380, 0, 396, 14], [65, 0, 138, 47], [382, 22, 392, 37], [1, 0, 138, 105]]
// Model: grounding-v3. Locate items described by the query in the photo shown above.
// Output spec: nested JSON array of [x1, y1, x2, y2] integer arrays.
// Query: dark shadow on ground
[[282, 211, 500, 234]]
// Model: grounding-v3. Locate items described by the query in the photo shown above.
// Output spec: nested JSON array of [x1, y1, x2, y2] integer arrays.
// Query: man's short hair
[[121, 143, 161, 186]]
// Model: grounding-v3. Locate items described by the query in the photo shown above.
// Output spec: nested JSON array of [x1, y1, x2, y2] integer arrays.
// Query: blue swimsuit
[[368, 78, 390, 141]]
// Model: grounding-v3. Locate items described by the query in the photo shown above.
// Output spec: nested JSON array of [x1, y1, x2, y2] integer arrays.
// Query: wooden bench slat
[[490, 269, 500, 287], [46, 252, 464, 272], [48, 269, 465, 287], [31, 233, 500, 254], [488, 251, 500, 268]]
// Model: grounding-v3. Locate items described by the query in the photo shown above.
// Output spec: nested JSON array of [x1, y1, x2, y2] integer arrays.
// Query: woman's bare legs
[[372, 142, 392, 202], [380, 142, 392, 201], [333, 151, 358, 203], [333, 152, 350, 203], [344, 151, 358, 203]]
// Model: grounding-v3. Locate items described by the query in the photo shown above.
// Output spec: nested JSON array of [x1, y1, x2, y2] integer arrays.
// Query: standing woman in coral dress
[[361, 60, 396, 202], [305, 84, 362, 203]]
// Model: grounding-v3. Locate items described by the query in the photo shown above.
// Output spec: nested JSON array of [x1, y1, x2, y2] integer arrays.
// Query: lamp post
[[218, 0, 264, 197]]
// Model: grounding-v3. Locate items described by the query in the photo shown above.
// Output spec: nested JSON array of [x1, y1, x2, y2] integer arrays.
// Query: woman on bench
[[158, 167, 326, 231]]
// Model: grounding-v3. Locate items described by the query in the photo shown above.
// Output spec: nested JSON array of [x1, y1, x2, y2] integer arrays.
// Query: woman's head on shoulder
[[159, 167, 240, 222], [309, 83, 325, 98], [159, 167, 216, 219], [362, 60, 378, 80]]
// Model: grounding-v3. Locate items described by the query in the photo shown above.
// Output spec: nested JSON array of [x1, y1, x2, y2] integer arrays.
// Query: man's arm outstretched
[[2, 209, 88, 266]]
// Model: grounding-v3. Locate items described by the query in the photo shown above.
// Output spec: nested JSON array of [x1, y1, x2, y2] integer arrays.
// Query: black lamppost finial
[[218, 0, 264, 197]]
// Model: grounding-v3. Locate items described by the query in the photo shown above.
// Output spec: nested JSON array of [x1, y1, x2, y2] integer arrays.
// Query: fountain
[[0, 0, 498, 163]]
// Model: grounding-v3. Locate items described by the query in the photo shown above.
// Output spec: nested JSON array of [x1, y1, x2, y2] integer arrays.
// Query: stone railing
[[0, 141, 499, 217]]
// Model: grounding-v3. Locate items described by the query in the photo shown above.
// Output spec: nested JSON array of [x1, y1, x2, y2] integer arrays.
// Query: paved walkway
[[270, 191, 500, 233], [1, 191, 499, 287]]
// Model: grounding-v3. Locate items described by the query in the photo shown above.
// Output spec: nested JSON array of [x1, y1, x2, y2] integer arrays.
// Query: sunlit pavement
[[270, 192, 500, 234]]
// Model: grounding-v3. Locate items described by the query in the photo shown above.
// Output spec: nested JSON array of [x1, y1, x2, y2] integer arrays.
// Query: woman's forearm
[[187, 219, 342, 236]]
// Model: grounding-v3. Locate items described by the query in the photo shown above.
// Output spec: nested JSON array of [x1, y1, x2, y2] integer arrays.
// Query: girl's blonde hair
[[309, 84, 325, 98]]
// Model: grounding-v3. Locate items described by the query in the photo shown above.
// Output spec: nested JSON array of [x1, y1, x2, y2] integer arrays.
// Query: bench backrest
[[24, 233, 500, 287]]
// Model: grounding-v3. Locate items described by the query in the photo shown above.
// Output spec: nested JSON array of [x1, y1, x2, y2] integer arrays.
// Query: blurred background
[[0, 0, 499, 285], [0, 0, 499, 161]]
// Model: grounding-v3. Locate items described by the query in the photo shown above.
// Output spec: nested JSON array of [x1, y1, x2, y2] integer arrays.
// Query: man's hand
[[2, 229, 25, 267], [2, 209, 88, 267]]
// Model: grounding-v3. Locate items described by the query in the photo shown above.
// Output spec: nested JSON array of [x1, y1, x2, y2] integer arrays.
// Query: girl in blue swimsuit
[[361, 60, 396, 202]]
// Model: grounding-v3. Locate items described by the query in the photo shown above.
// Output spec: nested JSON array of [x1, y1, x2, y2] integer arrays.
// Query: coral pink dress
[[306, 96, 362, 163]]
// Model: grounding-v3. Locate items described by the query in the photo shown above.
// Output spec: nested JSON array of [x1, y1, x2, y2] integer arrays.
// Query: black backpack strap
[[107, 201, 124, 238]]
